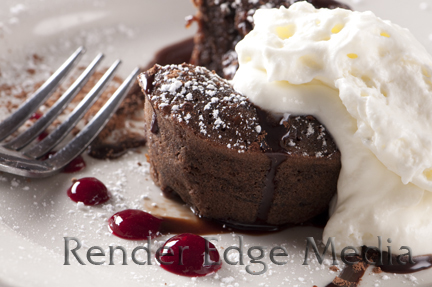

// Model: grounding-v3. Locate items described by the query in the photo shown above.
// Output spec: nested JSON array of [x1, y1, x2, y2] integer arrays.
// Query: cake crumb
[[332, 276, 351, 286], [372, 267, 382, 274]]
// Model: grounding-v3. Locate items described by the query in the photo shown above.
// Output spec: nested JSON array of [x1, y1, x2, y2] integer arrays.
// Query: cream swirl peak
[[232, 2, 432, 255]]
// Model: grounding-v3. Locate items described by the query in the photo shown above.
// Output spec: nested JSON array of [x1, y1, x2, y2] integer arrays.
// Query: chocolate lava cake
[[139, 64, 341, 227], [138, 0, 349, 227]]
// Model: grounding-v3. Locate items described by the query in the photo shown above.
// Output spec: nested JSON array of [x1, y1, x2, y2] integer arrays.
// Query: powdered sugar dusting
[[139, 63, 260, 151]]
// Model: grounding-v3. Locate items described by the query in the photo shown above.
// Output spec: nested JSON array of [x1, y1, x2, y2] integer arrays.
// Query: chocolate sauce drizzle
[[88, 138, 146, 159], [325, 249, 432, 286], [142, 72, 160, 135], [257, 153, 286, 222], [378, 253, 432, 274], [150, 112, 159, 134], [143, 72, 155, 95], [255, 108, 290, 222]]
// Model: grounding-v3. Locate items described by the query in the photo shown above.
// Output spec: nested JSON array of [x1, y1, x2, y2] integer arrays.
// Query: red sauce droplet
[[29, 111, 48, 140], [30, 111, 43, 120], [156, 233, 221, 277], [62, 155, 86, 173], [43, 152, 86, 173], [108, 209, 162, 240], [67, 177, 109, 206], [38, 131, 49, 141]]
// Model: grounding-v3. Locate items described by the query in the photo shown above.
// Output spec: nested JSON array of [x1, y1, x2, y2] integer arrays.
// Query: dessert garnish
[[62, 155, 86, 173], [107, 210, 223, 277], [67, 177, 109, 206], [108, 209, 162, 240], [29, 111, 49, 140], [29, 111, 43, 121], [156, 233, 221, 277], [43, 151, 86, 173]]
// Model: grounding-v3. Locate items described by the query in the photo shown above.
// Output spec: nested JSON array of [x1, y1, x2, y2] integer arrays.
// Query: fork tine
[[44, 67, 140, 171], [25, 60, 122, 159], [4, 53, 105, 151], [0, 47, 85, 142]]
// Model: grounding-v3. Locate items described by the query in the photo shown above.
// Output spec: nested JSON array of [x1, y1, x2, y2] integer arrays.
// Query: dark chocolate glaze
[[257, 153, 287, 222], [210, 209, 328, 232], [142, 72, 160, 135], [160, 213, 328, 236], [256, 107, 297, 222], [256, 108, 291, 153], [255, 108, 290, 222], [159, 216, 279, 236], [160, 216, 227, 235], [150, 112, 159, 134], [142, 71, 155, 96], [326, 249, 432, 286], [378, 253, 432, 274], [88, 138, 146, 159]]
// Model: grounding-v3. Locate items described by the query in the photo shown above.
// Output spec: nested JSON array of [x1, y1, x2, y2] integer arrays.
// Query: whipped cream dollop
[[232, 2, 432, 255]]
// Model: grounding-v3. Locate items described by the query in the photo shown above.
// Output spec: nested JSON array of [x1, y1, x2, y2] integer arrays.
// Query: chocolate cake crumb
[[330, 266, 340, 272], [372, 267, 382, 274], [352, 262, 367, 272], [332, 276, 353, 287]]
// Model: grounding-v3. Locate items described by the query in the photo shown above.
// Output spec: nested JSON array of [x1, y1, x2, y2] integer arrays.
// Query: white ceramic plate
[[0, 0, 432, 286]]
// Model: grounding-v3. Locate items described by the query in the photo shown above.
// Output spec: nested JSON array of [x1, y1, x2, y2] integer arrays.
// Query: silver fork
[[0, 47, 140, 178]]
